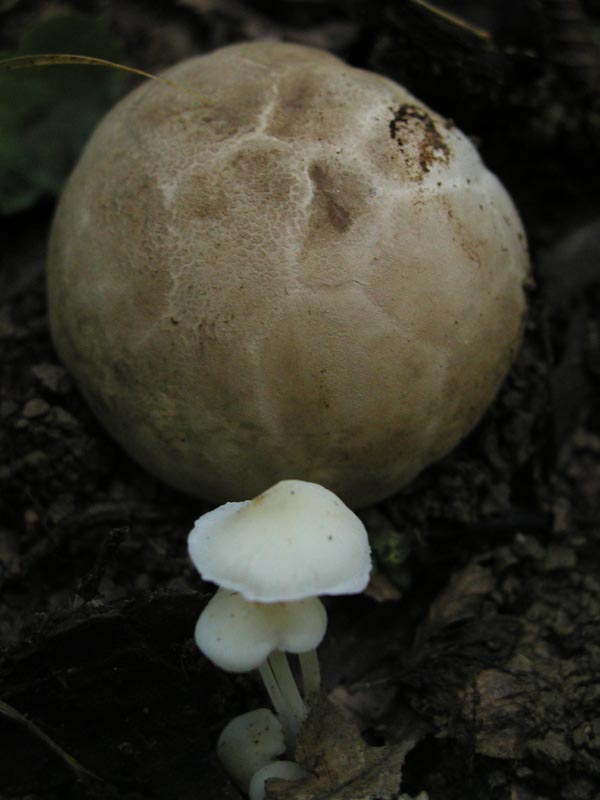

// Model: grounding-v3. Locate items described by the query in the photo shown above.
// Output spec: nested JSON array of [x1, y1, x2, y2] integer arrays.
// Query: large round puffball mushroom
[[189, 479, 371, 747], [48, 41, 530, 508]]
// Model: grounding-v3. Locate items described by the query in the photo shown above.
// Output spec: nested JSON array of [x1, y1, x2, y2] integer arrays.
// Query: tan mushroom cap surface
[[47, 41, 530, 507], [188, 480, 371, 603]]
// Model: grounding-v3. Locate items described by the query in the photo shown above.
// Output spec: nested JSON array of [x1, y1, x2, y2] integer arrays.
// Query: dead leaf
[[364, 568, 403, 602], [461, 668, 527, 758], [267, 695, 421, 800], [329, 683, 397, 727], [427, 563, 495, 627]]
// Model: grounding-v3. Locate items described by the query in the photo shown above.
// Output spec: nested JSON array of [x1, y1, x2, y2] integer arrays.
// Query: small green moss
[[365, 511, 413, 593]]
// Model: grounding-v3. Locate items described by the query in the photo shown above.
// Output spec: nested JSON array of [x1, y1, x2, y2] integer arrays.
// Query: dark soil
[[1, 2, 600, 799]]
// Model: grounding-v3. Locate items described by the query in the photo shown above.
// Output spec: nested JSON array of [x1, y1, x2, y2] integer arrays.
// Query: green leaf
[[0, 14, 127, 215]]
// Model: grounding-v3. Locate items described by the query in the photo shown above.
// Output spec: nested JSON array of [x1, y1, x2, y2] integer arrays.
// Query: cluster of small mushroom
[[188, 479, 372, 798]]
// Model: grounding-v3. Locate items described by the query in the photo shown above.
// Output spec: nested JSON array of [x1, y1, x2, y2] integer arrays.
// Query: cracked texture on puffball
[[47, 41, 530, 507]]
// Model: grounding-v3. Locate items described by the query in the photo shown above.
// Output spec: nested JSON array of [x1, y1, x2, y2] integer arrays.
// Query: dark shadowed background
[[1, 2, 600, 799]]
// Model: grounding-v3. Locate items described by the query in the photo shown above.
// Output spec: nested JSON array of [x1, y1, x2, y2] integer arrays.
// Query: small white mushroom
[[248, 760, 310, 800], [217, 709, 286, 792], [195, 589, 327, 674], [188, 479, 371, 746], [188, 479, 371, 603], [195, 589, 326, 743]]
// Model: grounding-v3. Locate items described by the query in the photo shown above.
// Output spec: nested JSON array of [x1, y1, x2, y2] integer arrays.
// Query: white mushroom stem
[[298, 649, 321, 698], [248, 760, 310, 800], [258, 659, 300, 750], [268, 650, 307, 727]]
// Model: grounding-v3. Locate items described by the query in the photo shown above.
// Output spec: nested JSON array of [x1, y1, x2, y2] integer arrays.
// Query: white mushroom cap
[[217, 709, 286, 791], [188, 479, 371, 603], [195, 589, 327, 672]]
